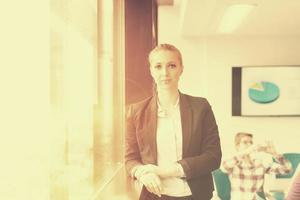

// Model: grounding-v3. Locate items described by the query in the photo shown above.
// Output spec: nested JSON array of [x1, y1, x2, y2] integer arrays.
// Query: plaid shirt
[[222, 154, 291, 200]]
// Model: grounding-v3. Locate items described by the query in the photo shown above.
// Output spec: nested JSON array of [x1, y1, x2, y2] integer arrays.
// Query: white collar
[[157, 97, 179, 117]]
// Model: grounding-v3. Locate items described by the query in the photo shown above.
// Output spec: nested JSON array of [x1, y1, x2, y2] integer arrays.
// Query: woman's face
[[149, 50, 183, 90]]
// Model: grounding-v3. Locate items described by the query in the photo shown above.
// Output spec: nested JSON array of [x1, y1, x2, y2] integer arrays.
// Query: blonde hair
[[148, 43, 183, 66], [235, 132, 253, 147]]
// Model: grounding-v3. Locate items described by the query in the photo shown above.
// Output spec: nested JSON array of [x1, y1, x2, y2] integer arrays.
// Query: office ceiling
[[162, 0, 300, 37]]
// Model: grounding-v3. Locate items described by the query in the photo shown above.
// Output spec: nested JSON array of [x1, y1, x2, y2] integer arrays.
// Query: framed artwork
[[232, 66, 300, 116]]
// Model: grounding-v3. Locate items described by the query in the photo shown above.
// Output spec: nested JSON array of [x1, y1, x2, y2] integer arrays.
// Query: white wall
[[158, 6, 300, 158]]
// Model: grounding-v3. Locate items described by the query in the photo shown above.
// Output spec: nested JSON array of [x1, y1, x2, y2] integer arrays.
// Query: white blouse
[[156, 98, 192, 197]]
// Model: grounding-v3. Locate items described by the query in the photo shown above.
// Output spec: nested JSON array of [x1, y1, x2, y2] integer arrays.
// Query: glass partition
[[50, 0, 125, 199]]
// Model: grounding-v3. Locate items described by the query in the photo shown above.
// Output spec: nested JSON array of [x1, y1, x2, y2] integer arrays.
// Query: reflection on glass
[[50, 0, 97, 199]]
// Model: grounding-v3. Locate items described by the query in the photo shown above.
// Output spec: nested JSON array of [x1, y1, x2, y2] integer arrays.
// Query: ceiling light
[[217, 4, 256, 33]]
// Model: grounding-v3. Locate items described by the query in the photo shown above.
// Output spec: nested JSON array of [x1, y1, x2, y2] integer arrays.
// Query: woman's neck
[[157, 88, 179, 108]]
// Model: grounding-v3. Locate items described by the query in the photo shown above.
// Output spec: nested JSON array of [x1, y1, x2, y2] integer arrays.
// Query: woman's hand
[[138, 172, 162, 197], [135, 163, 183, 179], [155, 163, 183, 178], [135, 164, 158, 179]]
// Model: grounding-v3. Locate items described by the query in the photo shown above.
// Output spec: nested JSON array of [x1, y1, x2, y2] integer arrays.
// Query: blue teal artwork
[[248, 81, 280, 103]]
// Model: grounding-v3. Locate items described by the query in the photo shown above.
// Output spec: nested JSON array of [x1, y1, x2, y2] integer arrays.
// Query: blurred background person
[[221, 132, 291, 200], [286, 165, 300, 200]]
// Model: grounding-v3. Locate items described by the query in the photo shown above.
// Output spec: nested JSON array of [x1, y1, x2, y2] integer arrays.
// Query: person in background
[[125, 44, 222, 200], [285, 164, 300, 200], [221, 132, 292, 200]]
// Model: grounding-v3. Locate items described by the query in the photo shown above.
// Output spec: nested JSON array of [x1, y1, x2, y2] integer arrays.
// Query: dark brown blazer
[[125, 92, 222, 200]]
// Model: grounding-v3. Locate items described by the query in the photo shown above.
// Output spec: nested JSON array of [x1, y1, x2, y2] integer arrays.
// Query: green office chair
[[275, 153, 300, 179], [212, 169, 231, 200], [272, 153, 300, 200]]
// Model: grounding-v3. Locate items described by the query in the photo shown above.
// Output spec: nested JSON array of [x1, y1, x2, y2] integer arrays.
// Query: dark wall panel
[[125, 0, 157, 104], [232, 67, 242, 116]]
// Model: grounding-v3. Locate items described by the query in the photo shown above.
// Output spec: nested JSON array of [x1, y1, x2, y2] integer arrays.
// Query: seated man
[[286, 165, 300, 200], [221, 132, 292, 200]]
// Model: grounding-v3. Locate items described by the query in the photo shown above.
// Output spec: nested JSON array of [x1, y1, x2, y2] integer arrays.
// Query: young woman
[[286, 165, 300, 200], [125, 44, 221, 200]]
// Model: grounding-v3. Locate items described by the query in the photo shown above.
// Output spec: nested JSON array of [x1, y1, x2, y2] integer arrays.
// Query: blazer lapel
[[145, 95, 158, 163], [180, 93, 192, 158]]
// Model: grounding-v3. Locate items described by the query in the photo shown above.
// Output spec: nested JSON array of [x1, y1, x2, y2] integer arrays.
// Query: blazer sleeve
[[178, 100, 222, 180], [124, 105, 143, 176]]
